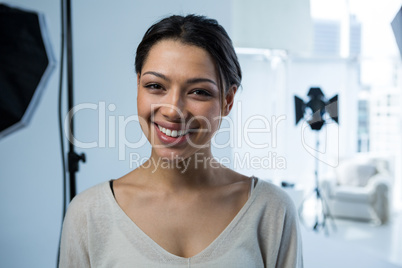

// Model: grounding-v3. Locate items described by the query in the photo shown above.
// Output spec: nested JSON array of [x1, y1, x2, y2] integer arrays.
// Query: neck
[[140, 149, 226, 190]]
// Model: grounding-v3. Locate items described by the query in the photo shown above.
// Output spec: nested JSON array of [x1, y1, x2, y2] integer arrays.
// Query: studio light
[[0, 4, 56, 139], [294, 87, 338, 131], [294, 87, 338, 234]]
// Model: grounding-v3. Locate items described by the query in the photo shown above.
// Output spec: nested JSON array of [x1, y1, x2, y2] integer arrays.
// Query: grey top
[[59, 178, 303, 267]]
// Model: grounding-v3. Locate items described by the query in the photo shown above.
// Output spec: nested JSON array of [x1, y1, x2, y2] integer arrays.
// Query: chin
[[152, 145, 211, 163], [152, 148, 193, 161]]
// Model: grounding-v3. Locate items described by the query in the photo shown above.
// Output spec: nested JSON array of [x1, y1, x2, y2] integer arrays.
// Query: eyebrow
[[142, 71, 217, 86]]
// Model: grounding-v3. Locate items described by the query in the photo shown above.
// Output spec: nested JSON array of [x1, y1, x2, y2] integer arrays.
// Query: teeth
[[157, 124, 188, 137]]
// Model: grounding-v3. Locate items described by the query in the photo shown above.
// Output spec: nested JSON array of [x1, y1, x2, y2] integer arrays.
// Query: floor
[[302, 211, 402, 268]]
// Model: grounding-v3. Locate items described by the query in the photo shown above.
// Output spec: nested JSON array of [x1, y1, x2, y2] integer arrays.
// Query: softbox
[[391, 6, 402, 58], [0, 4, 56, 139]]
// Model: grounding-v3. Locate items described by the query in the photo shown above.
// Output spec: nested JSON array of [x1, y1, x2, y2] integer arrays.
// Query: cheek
[[137, 102, 146, 122], [136, 92, 152, 134], [137, 91, 153, 117], [137, 106, 150, 137], [195, 103, 222, 131]]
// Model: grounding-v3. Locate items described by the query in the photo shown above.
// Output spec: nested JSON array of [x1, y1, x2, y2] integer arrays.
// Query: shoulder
[[59, 182, 110, 266], [255, 179, 296, 208], [251, 179, 303, 267], [252, 178, 299, 223], [70, 181, 109, 206], [64, 181, 111, 221]]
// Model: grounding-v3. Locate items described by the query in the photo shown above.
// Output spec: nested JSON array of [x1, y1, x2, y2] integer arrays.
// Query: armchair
[[321, 155, 392, 224]]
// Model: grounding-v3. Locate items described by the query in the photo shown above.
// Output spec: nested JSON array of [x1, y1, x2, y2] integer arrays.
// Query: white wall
[[231, 52, 289, 181], [0, 1, 231, 267]]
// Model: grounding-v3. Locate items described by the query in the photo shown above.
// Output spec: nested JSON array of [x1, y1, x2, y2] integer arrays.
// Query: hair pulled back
[[135, 14, 242, 94]]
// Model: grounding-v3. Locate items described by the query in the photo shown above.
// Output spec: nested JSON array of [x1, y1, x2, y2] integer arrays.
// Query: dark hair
[[135, 14, 242, 95]]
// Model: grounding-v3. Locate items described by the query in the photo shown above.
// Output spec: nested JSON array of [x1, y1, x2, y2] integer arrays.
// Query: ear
[[222, 85, 237, 116]]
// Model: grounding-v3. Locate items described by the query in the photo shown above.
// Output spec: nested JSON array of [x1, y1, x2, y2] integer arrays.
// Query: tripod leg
[[321, 198, 330, 235], [320, 191, 337, 232], [298, 189, 318, 230], [314, 192, 320, 232]]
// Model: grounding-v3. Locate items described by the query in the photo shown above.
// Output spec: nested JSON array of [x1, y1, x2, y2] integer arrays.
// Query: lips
[[157, 124, 189, 137], [153, 122, 193, 145]]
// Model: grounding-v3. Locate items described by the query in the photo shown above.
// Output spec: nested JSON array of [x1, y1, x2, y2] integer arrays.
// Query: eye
[[190, 89, 212, 97], [145, 83, 163, 90]]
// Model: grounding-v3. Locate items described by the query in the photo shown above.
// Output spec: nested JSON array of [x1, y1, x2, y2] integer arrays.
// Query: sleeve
[[59, 196, 91, 268], [275, 197, 304, 268]]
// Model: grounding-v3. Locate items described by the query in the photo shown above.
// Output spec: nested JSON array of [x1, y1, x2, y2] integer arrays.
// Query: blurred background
[[0, 0, 401, 267]]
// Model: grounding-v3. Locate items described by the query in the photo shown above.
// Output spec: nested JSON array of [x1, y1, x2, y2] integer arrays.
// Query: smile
[[157, 125, 190, 138]]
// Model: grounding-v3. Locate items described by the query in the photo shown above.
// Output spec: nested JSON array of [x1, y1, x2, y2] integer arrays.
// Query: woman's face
[[137, 39, 235, 161]]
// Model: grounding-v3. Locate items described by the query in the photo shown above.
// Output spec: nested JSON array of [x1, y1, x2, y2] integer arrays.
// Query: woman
[[59, 14, 303, 267]]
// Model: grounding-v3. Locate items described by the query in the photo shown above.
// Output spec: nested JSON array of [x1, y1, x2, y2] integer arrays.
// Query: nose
[[160, 89, 187, 122]]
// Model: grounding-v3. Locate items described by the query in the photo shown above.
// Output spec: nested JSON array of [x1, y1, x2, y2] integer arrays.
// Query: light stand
[[294, 87, 338, 234], [298, 132, 336, 234], [64, 0, 86, 201]]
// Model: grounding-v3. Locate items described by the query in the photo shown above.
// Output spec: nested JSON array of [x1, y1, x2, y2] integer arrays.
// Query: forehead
[[141, 39, 218, 82]]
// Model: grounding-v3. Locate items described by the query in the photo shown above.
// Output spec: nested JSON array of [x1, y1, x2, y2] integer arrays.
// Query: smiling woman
[[59, 14, 303, 268], [137, 39, 226, 160]]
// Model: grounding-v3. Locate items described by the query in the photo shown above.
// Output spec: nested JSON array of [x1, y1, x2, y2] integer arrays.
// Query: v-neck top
[[59, 178, 303, 267]]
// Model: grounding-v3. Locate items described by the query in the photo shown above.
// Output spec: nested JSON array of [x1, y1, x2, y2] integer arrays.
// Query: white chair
[[320, 154, 392, 224]]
